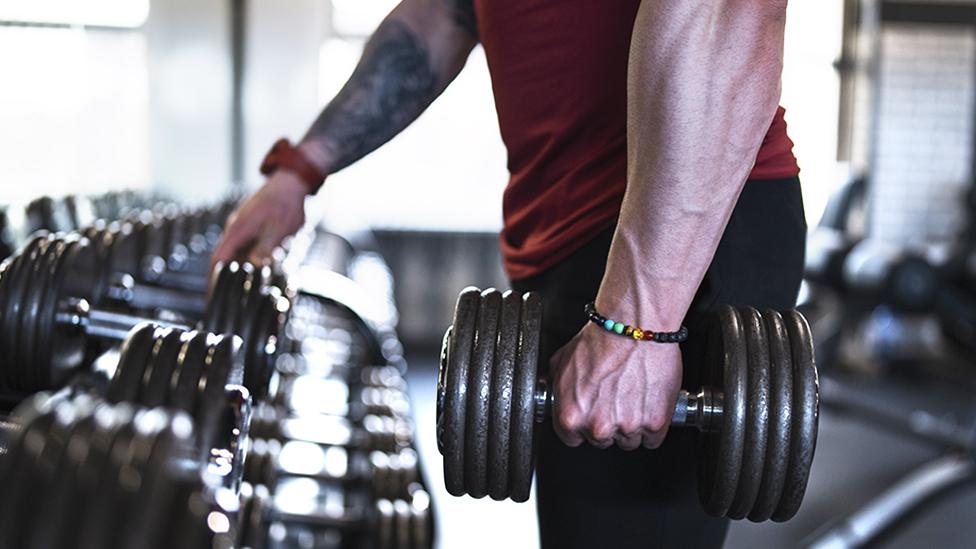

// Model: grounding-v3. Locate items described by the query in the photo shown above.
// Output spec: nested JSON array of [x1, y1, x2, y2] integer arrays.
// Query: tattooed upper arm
[[443, 0, 477, 38]]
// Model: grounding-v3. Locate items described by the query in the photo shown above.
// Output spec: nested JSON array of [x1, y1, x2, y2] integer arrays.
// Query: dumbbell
[[436, 287, 820, 522], [0, 391, 240, 549], [0, 234, 287, 399], [84, 205, 234, 299], [238, 480, 432, 549], [0, 208, 14, 262], [249, 401, 414, 455], [100, 323, 252, 485], [273, 373, 411, 421], [244, 434, 420, 500]]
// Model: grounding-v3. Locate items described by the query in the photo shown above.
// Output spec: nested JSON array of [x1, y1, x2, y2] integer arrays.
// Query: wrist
[[260, 138, 327, 195], [296, 140, 332, 173], [265, 169, 312, 197], [595, 259, 691, 332], [585, 300, 689, 343]]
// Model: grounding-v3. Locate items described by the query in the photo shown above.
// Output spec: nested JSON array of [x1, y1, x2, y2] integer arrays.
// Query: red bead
[[643, 331, 655, 340]]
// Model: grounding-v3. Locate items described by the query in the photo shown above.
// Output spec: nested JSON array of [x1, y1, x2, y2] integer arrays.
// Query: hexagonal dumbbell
[[436, 287, 820, 522]]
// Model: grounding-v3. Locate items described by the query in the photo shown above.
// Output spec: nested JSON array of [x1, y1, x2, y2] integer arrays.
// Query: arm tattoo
[[444, 0, 477, 38], [304, 21, 439, 174]]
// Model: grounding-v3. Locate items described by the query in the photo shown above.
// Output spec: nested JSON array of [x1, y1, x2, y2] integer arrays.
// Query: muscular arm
[[298, 0, 478, 174], [553, 0, 788, 449]]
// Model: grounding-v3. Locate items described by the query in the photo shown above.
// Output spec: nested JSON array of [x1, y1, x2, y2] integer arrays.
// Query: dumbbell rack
[[0, 190, 434, 549]]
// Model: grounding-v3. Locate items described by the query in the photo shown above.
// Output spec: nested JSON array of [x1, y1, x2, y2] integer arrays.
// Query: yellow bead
[[632, 328, 644, 340]]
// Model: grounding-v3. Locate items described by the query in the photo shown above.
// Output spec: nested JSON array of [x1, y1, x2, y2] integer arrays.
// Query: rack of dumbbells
[[0, 191, 432, 549]]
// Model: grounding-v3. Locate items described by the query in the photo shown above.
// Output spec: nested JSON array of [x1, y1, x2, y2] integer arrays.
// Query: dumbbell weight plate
[[748, 310, 793, 522], [727, 307, 770, 520], [246, 288, 286, 397], [464, 288, 502, 498], [0, 403, 66, 547], [141, 327, 184, 406], [510, 291, 542, 503], [5, 236, 47, 389], [107, 222, 140, 280], [14, 236, 53, 389], [220, 262, 252, 335], [0, 257, 17, 387], [39, 405, 102, 549], [487, 291, 520, 500], [440, 287, 480, 496], [14, 402, 82, 549], [240, 279, 268, 394], [0, 406, 59, 545], [79, 412, 143, 549], [394, 499, 413, 549], [19, 235, 58, 386], [48, 239, 102, 387], [243, 483, 270, 549], [203, 261, 234, 332], [376, 498, 395, 549], [106, 410, 169, 549], [170, 331, 208, 414], [124, 412, 194, 549], [237, 264, 268, 338], [24, 397, 100, 549], [195, 334, 239, 451], [772, 311, 819, 522], [33, 236, 77, 388], [62, 404, 135, 549], [698, 305, 747, 517], [78, 420, 139, 549], [108, 323, 157, 403]]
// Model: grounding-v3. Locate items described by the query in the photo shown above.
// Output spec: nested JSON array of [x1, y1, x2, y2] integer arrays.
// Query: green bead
[[613, 322, 625, 334]]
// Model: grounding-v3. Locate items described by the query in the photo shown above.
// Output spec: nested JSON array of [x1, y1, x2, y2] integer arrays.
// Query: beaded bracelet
[[585, 302, 689, 343]]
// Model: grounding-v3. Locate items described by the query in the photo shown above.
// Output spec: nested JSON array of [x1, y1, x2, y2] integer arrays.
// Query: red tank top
[[474, 0, 800, 280]]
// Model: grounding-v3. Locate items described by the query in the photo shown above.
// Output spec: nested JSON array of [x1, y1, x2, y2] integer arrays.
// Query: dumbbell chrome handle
[[106, 273, 206, 316], [57, 297, 193, 341], [537, 380, 724, 433]]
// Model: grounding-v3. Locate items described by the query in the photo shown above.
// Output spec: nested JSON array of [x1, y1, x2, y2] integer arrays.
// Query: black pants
[[511, 177, 807, 549]]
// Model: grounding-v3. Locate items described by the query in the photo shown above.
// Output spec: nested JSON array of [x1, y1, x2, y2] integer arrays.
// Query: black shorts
[[511, 176, 807, 549]]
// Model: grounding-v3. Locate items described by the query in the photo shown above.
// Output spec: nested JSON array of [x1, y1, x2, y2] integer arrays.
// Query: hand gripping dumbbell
[[436, 287, 820, 522], [0, 233, 287, 399], [81, 215, 255, 316], [83, 223, 286, 388]]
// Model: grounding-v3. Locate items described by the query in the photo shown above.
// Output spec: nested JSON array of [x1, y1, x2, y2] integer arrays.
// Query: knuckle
[[646, 412, 670, 433], [619, 418, 641, 436], [556, 406, 584, 433], [590, 420, 615, 442]]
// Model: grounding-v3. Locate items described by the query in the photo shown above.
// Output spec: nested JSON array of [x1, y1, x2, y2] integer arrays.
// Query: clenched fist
[[549, 322, 683, 451]]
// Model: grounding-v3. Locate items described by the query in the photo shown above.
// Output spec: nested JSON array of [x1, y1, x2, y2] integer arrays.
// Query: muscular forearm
[[299, 0, 477, 174], [597, 0, 788, 328]]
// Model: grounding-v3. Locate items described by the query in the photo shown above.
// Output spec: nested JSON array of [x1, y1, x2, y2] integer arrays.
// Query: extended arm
[[213, 0, 477, 265], [552, 0, 788, 450]]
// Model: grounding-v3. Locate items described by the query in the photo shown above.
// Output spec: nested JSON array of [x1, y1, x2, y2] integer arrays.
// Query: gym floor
[[404, 353, 976, 549]]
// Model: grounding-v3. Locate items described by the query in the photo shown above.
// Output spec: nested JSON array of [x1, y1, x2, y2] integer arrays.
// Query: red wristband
[[259, 138, 327, 195]]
